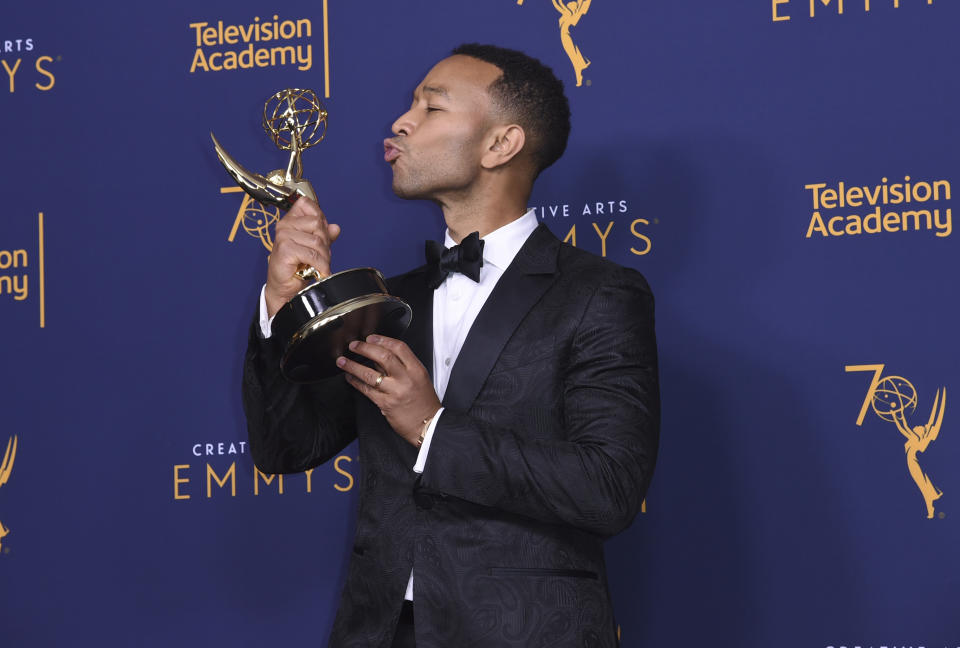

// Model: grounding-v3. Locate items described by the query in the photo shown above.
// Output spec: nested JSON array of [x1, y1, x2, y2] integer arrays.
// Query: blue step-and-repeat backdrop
[[2, 1, 958, 646]]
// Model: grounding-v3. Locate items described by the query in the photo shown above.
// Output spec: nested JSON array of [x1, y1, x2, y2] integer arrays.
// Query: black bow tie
[[425, 231, 485, 290]]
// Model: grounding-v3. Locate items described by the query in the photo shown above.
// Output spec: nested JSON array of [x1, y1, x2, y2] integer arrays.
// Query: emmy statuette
[[212, 89, 412, 383]]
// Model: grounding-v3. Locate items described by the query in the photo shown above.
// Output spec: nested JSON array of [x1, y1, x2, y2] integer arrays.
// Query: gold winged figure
[[0, 435, 17, 550], [892, 388, 945, 518], [552, 0, 593, 87]]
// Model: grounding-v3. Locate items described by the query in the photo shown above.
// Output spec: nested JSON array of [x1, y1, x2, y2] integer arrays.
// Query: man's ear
[[481, 124, 526, 170]]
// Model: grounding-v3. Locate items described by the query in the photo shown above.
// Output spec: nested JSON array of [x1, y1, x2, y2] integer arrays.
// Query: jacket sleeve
[[417, 270, 659, 538], [242, 313, 357, 475]]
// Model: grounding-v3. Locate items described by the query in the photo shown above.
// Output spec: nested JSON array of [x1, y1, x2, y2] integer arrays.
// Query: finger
[[327, 223, 341, 243], [276, 214, 326, 241], [281, 197, 328, 235], [270, 239, 331, 277], [286, 194, 324, 220], [344, 373, 387, 407], [347, 340, 404, 376], [365, 335, 418, 369], [275, 228, 332, 256], [337, 355, 389, 390]]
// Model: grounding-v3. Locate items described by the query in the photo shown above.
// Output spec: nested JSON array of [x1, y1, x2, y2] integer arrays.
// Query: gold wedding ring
[[295, 264, 327, 281], [374, 374, 384, 388]]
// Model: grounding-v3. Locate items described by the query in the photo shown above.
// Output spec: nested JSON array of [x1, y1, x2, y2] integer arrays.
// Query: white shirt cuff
[[412, 408, 443, 473], [258, 284, 276, 339]]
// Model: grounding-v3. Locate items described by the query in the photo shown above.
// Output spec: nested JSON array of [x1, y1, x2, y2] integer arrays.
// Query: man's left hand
[[337, 335, 441, 446]]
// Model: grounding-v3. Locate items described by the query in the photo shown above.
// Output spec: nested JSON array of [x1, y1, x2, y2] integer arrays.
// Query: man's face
[[384, 55, 503, 201]]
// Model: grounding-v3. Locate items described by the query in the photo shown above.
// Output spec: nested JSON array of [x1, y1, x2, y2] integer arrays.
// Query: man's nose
[[391, 110, 415, 136]]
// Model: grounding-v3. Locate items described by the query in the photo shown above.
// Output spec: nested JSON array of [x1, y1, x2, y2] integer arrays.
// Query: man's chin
[[391, 180, 427, 201]]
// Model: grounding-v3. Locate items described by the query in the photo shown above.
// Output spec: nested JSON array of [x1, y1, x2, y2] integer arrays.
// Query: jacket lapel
[[442, 224, 559, 412]]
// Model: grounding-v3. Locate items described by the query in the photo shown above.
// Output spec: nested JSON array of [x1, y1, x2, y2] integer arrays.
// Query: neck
[[438, 176, 532, 243]]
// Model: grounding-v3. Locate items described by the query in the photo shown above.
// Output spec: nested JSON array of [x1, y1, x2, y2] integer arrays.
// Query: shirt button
[[444, 358, 451, 366]]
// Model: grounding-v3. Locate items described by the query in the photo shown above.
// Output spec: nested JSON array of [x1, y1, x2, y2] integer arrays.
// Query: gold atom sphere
[[262, 88, 327, 151], [871, 376, 918, 422]]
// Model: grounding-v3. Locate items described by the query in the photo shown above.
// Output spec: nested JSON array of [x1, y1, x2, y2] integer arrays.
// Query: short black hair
[[452, 43, 571, 176]]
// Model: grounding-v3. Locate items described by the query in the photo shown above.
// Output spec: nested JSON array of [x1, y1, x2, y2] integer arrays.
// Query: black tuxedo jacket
[[243, 224, 659, 648]]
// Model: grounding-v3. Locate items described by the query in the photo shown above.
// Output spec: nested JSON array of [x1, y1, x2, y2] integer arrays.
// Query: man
[[243, 44, 659, 648]]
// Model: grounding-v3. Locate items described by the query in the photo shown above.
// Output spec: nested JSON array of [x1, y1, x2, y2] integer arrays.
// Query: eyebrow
[[419, 85, 450, 99]]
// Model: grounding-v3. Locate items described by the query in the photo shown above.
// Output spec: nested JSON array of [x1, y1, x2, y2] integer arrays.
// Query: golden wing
[[0, 435, 16, 488], [924, 388, 946, 443]]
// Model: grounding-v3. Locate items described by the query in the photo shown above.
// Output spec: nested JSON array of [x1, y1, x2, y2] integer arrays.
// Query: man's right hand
[[264, 196, 341, 318]]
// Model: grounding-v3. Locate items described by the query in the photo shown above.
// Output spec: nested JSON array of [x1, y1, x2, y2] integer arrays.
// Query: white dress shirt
[[258, 208, 540, 601]]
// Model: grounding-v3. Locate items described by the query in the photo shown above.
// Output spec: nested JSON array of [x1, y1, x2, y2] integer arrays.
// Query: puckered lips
[[383, 139, 402, 163]]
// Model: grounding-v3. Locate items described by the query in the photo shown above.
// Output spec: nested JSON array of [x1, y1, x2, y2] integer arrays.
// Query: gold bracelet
[[417, 415, 432, 448]]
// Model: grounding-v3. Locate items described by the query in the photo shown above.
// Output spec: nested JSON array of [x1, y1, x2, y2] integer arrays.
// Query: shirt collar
[[442, 209, 538, 271]]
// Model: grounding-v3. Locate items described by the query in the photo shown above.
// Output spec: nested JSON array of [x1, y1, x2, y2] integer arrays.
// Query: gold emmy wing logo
[[0, 435, 18, 551], [846, 364, 946, 518], [518, 0, 593, 87]]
